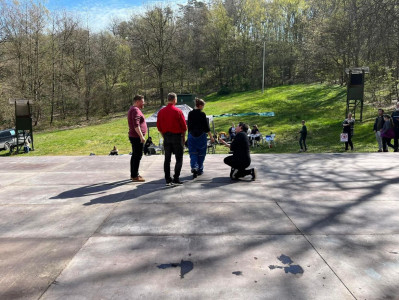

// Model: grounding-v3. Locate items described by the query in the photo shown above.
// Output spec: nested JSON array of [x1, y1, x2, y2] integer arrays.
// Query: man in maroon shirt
[[128, 95, 147, 182], [157, 93, 187, 185]]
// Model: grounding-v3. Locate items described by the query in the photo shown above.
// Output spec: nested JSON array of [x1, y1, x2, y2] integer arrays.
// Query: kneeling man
[[219, 122, 256, 180]]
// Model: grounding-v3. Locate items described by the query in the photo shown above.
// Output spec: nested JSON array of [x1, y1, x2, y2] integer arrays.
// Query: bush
[[217, 86, 231, 96]]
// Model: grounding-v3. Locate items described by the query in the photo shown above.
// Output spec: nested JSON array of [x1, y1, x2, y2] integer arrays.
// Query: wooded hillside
[[1, 0, 398, 128]]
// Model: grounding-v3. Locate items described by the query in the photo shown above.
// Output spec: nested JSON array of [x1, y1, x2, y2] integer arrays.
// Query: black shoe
[[192, 169, 198, 179], [165, 178, 174, 186], [172, 178, 183, 185], [251, 168, 257, 181], [197, 170, 203, 176]]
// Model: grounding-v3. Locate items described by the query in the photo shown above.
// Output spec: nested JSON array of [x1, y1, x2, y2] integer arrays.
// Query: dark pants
[[129, 137, 143, 178], [394, 128, 399, 151], [345, 134, 353, 150], [299, 135, 307, 150], [163, 133, 184, 181], [224, 155, 251, 178], [382, 137, 395, 151]]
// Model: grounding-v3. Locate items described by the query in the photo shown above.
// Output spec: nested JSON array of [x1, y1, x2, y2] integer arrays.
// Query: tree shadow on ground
[[45, 153, 399, 299]]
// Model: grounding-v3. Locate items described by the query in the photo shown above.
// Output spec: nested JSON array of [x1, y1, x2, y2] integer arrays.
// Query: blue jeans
[[188, 133, 207, 172]]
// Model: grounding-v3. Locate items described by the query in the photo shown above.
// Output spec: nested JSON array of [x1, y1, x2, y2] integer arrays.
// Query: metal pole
[[262, 41, 265, 94]]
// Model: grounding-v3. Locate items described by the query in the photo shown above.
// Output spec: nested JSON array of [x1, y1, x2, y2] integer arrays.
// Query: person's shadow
[[50, 172, 242, 206], [50, 179, 131, 202]]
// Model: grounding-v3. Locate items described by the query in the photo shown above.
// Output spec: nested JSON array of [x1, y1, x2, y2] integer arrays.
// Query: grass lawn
[[0, 83, 387, 156]]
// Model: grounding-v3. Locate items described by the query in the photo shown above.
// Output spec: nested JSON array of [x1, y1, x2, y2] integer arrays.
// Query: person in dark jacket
[[342, 113, 355, 151], [299, 120, 307, 152], [373, 109, 385, 152], [391, 102, 399, 152], [381, 114, 395, 152], [187, 98, 215, 178], [109, 145, 119, 156], [249, 125, 261, 146], [143, 137, 154, 155], [219, 122, 256, 180]]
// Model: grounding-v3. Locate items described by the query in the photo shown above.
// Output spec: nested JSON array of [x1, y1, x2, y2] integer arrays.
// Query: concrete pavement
[[0, 153, 398, 299]]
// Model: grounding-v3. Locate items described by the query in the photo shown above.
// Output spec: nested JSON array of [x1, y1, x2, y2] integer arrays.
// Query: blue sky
[[45, 0, 186, 32]]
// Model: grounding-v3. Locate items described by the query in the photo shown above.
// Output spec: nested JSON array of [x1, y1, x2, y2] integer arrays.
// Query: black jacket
[[392, 110, 399, 129], [343, 119, 355, 136], [230, 131, 251, 165], [300, 125, 307, 137], [187, 109, 210, 137], [373, 116, 384, 131]]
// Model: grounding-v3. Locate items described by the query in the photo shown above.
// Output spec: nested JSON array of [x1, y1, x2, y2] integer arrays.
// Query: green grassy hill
[[1, 84, 385, 156]]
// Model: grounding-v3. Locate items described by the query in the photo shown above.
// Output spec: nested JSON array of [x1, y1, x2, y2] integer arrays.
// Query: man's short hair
[[133, 95, 144, 102], [378, 108, 384, 113], [238, 122, 248, 132], [167, 93, 177, 102]]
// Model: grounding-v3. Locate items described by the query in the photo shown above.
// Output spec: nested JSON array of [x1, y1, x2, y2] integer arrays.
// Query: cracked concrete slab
[[41, 236, 354, 300], [0, 238, 86, 300], [0, 154, 398, 300], [307, 235, 399, 300]]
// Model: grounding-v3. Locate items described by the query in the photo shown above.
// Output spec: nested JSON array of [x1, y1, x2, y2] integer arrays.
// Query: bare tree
[[128, 6, 177, 105]]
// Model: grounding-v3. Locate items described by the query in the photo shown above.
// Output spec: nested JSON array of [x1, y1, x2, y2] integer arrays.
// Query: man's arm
[[208, 131, 215, 143], [219, 138, 230, 148], [132, 110, 146, 143], [134, 127, 146, 143]]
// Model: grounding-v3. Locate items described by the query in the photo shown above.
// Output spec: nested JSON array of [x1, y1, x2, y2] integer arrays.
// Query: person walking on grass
[[299, 120, 307, 152], [342, 113, 355, 151], [373, 108, 385, 152], [228, 123, 236, 141], [187, 98, 215, 179], [219, 122, 256, 181], [381, 114, 395, 152], [157, 93, 187, 186], [391, 102, 399, 152], [128, 95, 147, 182]]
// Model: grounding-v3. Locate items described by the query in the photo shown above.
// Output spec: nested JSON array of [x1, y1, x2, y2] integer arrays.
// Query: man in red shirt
[[128, 95, 147, 182], [157, 93, 187, 185]]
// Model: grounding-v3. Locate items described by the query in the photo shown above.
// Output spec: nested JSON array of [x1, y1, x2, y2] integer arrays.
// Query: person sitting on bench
[[144, 137, 155, 155]]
